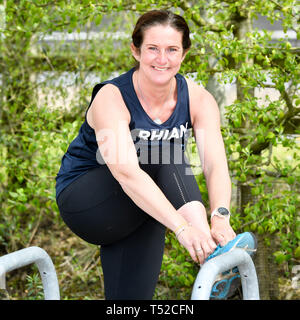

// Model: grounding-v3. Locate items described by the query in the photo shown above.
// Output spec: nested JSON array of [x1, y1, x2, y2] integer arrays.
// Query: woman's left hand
[[210, 217, 236, 247]]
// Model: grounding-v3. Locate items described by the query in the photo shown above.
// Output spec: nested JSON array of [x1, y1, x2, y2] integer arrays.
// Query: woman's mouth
[[152, 66, 169, 71]]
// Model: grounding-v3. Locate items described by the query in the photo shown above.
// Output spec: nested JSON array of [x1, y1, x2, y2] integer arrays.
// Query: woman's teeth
[[153, 66, 168, 71]]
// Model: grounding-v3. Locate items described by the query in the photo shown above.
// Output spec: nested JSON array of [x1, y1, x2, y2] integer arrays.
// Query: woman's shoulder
[[185, 77, 217, 107], [185, 77, 211, 98], [91, 83, 124, 106], [92, 68, 134, 100], [184, 77, 219, 125]]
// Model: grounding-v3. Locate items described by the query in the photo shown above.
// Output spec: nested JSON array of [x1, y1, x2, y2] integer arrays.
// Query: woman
[[56, 10, 236, 300]]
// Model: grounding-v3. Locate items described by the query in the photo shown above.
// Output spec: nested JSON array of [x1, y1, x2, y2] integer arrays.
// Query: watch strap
[[211, 207, 230, 220]]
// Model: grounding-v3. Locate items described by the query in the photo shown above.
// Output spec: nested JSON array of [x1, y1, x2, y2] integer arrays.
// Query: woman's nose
[[156, 49, 168, 64]]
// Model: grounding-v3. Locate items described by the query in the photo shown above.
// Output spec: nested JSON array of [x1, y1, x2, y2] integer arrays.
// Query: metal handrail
[[0, 246, 60, 300], [191, 248, 260, 300]]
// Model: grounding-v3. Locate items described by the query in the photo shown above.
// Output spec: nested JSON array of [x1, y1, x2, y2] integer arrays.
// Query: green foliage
[[25, 272, 44, 300], [0, 105, 80, 252]]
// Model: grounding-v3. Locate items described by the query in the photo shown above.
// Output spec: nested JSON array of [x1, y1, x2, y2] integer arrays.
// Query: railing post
[[191, 248, 260, 300], [0, 246, 60, 300]]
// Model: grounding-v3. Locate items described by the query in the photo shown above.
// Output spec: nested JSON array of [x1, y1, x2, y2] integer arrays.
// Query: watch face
[[217, 207, 229, 216]]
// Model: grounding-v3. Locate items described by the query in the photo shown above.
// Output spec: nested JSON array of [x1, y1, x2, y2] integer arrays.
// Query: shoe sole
[[210, 274, 241, 300]]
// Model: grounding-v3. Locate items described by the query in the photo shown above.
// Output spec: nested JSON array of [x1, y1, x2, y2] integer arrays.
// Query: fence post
[[191, 248, 260, 300], [0, 246, 60, 300]]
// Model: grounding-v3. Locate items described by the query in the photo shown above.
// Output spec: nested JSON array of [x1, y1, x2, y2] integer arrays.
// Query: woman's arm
[[187, 79, 236, 246], [88, 84, 210, 263], [89, 84, 185, 231]]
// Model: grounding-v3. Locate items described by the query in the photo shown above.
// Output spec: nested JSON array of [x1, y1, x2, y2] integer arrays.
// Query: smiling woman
[[130, 24, 187, 124], [55, 9, 236, 300]]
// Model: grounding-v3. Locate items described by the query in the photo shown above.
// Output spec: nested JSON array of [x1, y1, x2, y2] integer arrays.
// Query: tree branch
[[178, 1, 226, 33], [30, 0, 58, 8], [268, 0, 299, 20], [281, 88, 295, 113], [240, 212, 273, 229], [255, 80, 298, 120]]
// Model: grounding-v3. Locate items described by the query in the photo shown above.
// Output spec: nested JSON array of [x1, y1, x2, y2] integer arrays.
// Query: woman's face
[[131, 24, 188, 84]]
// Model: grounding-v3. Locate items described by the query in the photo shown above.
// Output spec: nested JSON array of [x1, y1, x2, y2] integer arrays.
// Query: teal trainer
[[205, 232, 257, 300], [210, 271, 241, 300]]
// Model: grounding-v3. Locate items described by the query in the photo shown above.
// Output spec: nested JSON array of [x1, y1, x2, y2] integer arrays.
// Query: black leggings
[[56, 154, 203, 299]]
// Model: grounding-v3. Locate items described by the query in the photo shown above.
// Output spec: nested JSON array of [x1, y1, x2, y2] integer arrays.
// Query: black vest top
[[55, 68, 192, 199]]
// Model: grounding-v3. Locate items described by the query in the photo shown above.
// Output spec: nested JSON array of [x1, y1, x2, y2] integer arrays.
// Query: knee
[[178, 200, 206, 214]]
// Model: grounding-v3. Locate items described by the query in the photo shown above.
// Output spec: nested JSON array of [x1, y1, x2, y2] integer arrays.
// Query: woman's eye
[[149, 47, 158, 51]]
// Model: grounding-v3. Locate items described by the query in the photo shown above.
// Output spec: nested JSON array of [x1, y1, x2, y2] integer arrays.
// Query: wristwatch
[[211, 207, 230, 220]]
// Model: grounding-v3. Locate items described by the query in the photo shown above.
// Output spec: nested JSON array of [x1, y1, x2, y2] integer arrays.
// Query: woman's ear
[[181, 48, 189, 62], [130, 43, 140, 62]]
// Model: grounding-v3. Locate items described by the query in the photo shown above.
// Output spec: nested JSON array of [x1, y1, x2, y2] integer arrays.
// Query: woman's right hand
[[176, 225, 217, 265]]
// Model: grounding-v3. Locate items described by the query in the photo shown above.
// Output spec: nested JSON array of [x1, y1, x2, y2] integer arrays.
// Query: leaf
[[294, 247, 300, 258], [273, 251, 286, 264], [250, 222, 258, 231], [267, 132, 275, 140], [251, 187, 260, 196], [287, 176, 295, 184], [257, 226, 264, 234]]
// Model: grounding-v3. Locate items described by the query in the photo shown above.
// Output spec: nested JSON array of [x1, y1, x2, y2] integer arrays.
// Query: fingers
[[194, 236, 217, 263], [211, 223, 236, 247], [208, 238, 218, 251], [184, 245, 202, 265], [200, 241, 215, 260], [194, 246, 205, 265], [177, 231, 201, 264], [177, 227, 218, 264], [216, 233, 226, 247], [213, 230, 236, 247], [184, 242, 205, 265]]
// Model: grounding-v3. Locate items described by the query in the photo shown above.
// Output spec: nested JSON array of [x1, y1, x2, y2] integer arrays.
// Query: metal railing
[[191, 248, 260, 300], [0, 246, 259, 300], [0, 246, 60, 300]]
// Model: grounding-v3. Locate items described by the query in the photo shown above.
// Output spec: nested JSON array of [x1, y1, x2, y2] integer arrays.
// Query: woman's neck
[[133, 69, 175, 107]]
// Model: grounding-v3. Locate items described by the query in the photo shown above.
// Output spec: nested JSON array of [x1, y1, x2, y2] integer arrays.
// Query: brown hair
[[132, 10, 191, 54]]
